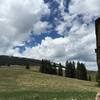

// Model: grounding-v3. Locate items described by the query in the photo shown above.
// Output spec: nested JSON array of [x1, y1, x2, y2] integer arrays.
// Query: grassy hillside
[[0, 67, 99, 100]]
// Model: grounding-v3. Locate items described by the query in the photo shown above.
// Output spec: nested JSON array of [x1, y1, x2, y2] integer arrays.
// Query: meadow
[[0, 66, 99, 100]]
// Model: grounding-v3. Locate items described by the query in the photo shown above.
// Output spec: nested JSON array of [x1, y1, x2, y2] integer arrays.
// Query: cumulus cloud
[[0, 0, 50, 53], [69, 0, 100, 17], [33, 21, 49, 35], [22, 37, 69, 60]]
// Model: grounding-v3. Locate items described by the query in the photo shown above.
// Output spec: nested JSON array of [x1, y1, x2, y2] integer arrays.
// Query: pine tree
[[52, 63, 57, 75], [65, 61, 68, 77], [71, 61, 76, 78], [81, 63, 87, 80], [40, 60, 53, 74], [58, 63, 62, 76], [65, 61, 69, 77], [68, 62, 73, 77], [66, 60, 69, 67], [65, 61, 76, 78], [76, 62, 87, 80], [65, 61, 71, 77], [45, 60, 49, 73], [76, 61, 81, 79], [40, 59, 47, 73], [46, 60, 52, 74], [39, 59, 44, 73]]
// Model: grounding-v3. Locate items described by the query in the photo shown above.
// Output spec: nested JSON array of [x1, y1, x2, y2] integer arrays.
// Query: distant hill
[[0, 55, 41, 66]]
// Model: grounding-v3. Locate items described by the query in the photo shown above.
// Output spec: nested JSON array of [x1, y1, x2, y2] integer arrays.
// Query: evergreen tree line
[[39, 60, 57, 75], [40, 60, 91, 81]]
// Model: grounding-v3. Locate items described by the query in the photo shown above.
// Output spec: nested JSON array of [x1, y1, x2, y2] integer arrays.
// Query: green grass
[[0, 67, 99, 100], [0, 91, 96, 100]]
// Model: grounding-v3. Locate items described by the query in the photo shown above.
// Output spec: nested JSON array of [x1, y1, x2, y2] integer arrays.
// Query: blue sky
[[0, 0, 100, 70]]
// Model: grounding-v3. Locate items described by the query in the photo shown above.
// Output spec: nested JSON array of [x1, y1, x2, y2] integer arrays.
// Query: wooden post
[[95, 18, 100, 72], [95, 18, 100, 84]]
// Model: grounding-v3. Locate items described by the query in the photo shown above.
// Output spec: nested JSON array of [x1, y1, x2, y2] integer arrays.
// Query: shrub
[[26, 64, 30, 69]]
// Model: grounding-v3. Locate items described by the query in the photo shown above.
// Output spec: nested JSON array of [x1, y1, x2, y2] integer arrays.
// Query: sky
[[0, 0, 100, 70]]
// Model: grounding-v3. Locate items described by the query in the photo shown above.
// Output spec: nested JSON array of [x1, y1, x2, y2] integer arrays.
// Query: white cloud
[[22, 37, 69, 60], [33, 21, 49, 35], [0, 0, 50, 53], [54, 0, 100, 70], [69, 0, 100, 17]]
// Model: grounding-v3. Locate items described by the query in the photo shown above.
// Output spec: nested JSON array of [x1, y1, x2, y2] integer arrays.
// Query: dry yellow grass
[[0, 67, 99, 100], [15, 69, 100, 92], [0, 67, 99, 93]]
